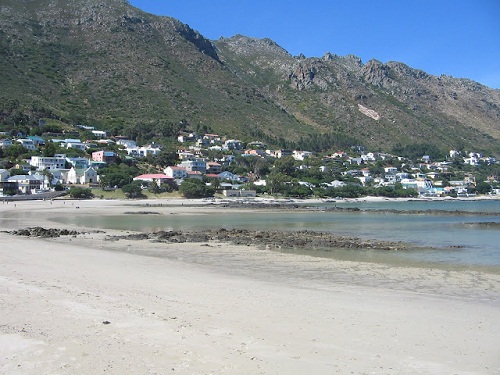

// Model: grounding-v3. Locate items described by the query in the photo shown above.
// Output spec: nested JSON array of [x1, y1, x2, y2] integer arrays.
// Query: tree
[[68, 187, 93, 199], [473, 182, 492, 195], [179, 178, 215, 198], [122, 181, 144, 198], [274, 156, 296, 176], [42, 141, 58, 157]]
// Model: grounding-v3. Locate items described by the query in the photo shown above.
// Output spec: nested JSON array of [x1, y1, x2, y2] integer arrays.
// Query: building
[[16, 139, 36, 150], [133, 174, 174, 187], [164, 166, 188, 179], [6, 175, 42, 194], [67, 167, 98, 185], [179, 160, 207, 173], [29, 156, 66, 170], [92, 151, 117, 164]]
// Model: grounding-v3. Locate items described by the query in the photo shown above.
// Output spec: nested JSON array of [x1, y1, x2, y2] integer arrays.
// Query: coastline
[[1, 199, 500, 374]]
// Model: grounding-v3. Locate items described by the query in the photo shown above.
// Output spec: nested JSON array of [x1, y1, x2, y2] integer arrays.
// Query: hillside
[[1, 0, 499, 155]]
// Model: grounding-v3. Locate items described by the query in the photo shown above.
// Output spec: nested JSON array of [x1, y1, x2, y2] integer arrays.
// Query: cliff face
[[1, 1, 499, 154], [215, 35, 500, 153]]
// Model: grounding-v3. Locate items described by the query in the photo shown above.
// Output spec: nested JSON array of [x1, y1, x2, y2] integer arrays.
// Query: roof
[[7, 175, 42, 181], [134, 174, 171, 179]]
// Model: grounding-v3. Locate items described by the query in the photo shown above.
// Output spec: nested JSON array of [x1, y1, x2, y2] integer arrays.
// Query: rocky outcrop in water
[[108, 228, 408, 251]]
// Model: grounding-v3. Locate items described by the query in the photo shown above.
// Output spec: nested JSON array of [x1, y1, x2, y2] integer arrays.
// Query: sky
[[128, 1, 500, 89]]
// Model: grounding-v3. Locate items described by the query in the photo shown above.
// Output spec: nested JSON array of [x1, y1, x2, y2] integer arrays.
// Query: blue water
[[51, 199, 500, 270]]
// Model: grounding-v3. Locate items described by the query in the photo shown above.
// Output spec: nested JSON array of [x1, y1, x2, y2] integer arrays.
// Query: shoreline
[[1, 199, 500, 374]]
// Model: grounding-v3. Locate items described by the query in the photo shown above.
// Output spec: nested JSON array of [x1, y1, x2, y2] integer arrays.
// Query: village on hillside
[[0, 126, 499, 199]]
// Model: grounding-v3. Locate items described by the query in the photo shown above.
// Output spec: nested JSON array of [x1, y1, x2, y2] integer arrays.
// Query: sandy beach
[[1, 198, 499, 374]]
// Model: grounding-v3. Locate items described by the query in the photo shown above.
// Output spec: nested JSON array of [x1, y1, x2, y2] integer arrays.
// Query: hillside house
[[27, 135, 46, 146], [206, 162, 222, 174], [7, 175, 42, 194], [92, 151, 117, 164], [0, 169, 10, 182], [0, 139, 13, 148], [66, 157, 90, 169], [164, 166, 188, 179], [16, 139, 36, 150], [30, 156, 66, 170], [91, 130, 107, 138], [116, 139, 137, 149], [67, 167, 98, 185], [293, 150, 313, 161], [133, 174, 173, 187]]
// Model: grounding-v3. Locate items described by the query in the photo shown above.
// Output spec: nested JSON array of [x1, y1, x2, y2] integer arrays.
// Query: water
[[51, 199, 500, 270]]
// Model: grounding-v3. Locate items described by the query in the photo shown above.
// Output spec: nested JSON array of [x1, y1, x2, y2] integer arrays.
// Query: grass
[[90, 188, 184, 200]]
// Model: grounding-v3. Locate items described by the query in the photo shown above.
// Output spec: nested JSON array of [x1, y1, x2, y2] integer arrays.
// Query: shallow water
[[50, 200, 500, 270]]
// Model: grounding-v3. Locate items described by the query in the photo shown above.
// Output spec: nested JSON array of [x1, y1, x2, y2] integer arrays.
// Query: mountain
[[1, 0, 499, 155]]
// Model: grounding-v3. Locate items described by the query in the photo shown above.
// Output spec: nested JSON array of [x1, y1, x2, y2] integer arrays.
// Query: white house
[[164, 166, 188, 179], [292, 150, 313, 161], [133, 174, 173, 187], [384, 167, 398, 174], [6, 175, 42, 194], [116, 139, 137, 148], [17, 139, 36, 150], [67, 167, 98, 185], [30, 156, 66, 170], [91, 130, 107, 138]]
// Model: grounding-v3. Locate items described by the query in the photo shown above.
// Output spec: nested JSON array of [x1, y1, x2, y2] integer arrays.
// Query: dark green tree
[[179, 178, 215, 198]]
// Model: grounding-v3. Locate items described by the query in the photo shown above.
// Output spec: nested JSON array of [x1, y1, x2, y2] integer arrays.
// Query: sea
[[54, 199, 500, 272]]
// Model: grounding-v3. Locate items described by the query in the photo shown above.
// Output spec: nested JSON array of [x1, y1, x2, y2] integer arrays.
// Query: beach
[[1, 199, 499, 374]]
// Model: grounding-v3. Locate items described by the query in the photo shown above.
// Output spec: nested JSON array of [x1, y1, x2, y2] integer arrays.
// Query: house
[[133, 174, 173, 187], [293, 150, 313, 161], [58, 138, 86, 151], [91, 130, 107, 138], [218, 171, 243, 182], [92, 151, 117, 164], [66, 157, 90, 169], [384, 167, 398, 174], [16, 139, 36, 150], [178, 152, 196, 161], [27, 135, 46, 146], [223, 189, 256, 197], [223, 139, 243, 151], [206, 162, 222, 174], [0, 169, 10, 182], [270, 149, 292, 159], [127, 144, 162, 158], [164, 166, 188, 179], [186, 171, 203, 180], [116, 139, 137, 149], [30, 156, 67, 170], [400, 178, 433, 194], [180, 159, 206, 173], [244, 149, 265, 157], [361, 153, 377, 162], [0, 139, 13, 148], [67, 167, 98, 185], [7, 175, 42, 194]]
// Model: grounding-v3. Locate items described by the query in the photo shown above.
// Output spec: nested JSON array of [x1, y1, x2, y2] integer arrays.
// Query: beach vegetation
[[68, 187, 94, 199], [121, 181, 145, 199], [179, 178, 215, 198]]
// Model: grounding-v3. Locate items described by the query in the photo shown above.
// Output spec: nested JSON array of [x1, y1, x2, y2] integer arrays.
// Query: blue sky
[[128, 1, 500, 89]]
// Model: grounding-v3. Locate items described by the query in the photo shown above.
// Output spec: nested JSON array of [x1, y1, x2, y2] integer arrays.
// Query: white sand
[[1, 199, 499, 374]]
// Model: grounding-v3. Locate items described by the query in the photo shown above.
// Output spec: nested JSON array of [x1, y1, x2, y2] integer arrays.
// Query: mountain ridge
[[1, 0, 499, 155]]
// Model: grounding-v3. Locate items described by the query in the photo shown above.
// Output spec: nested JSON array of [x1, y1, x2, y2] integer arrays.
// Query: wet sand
[[1, 199, 499, 374]]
